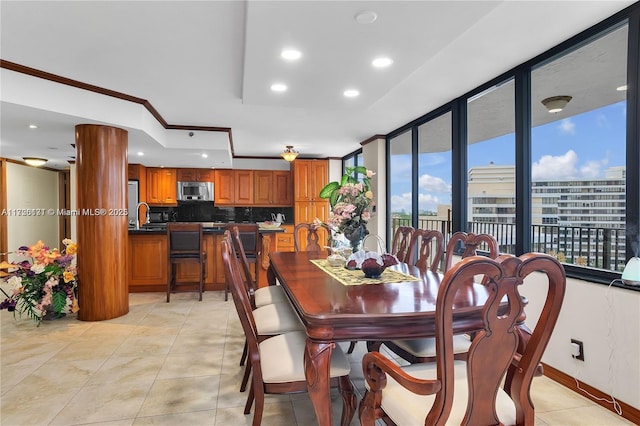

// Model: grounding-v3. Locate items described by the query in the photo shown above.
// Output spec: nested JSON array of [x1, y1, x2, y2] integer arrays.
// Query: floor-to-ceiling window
[[417, 112, 452, 238], [467, 79, 516, 253], [531, 23, 628, 272], [388, 130, 413, 241]]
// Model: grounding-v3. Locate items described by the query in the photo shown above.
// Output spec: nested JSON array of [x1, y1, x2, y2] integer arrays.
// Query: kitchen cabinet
[[177, 168, 215, 182], [292, 160, 329, 249], [128, 233, 224, 293], [235, 170, 254, 205], [214, 170, 235, 205], [128, 163, 141, 180], [293, 159, 328, 202], [254, 170, 292, 206], [274, 225, 295, 252], [146, 168, 177, 206]]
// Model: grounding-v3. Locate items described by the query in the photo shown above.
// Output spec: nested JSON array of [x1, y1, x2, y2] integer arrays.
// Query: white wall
[[6, 162, 60, 256], [523, 273, 640, 410]]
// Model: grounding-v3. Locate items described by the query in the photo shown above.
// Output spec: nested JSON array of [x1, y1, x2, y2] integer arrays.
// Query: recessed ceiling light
[[354, 10, 377, 24], [137, 151, 144, 156], [372, 57, 393, 68], [281, 49, 302, 60], [28, 124, 38, 129], [202, 153, 208, 158], [343, 89, 360, 98], [271, 83, 288, 92], [617, 85, 627, 91]]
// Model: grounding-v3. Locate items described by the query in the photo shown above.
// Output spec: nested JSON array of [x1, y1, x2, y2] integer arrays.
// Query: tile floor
[[1, 291, 633, 426]]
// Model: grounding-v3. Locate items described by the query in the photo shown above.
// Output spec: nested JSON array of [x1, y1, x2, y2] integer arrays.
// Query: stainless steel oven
[[177, 181, 214, 201]]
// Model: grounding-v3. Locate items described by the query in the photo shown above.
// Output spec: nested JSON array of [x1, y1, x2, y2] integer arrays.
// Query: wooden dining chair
[[373, 231, 500, 364], [293, 222, 324, 252], [223, 231, 304, 392], [406, 229, 445, 273], [390, 225, 415, 263], [230, 226, 287, 309], [224, 223, 260, 301], [444, 231, 500, 272], [360, 252, 566, 426], [166, 222, 205, 302], [221, 238, 356, 426]]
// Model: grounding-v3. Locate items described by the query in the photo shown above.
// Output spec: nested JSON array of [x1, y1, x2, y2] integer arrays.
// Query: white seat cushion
[[253, 302, 304, 335], [260, 331, 351, 383], [377, 361, 516, 426], [254, 285, 287, 307], [391, 334, 471, 357]]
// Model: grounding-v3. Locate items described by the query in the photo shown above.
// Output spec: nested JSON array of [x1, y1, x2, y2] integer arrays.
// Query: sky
[[390, 100, 628, 214]]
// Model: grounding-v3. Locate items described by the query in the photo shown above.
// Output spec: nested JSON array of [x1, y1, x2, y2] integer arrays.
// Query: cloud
[[390, 192, 412, 213], [532, 150, 578, 180], [557, 118, 576, 135], [418, 193, 440, 211], [580, 160, 603, 178], [418, 174, 451, 193]]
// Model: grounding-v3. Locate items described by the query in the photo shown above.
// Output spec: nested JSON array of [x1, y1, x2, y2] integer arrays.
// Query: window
[[417, 112, 452, 237], [388, 130, 413, 240], [467, 79, 516, 253], [531, 24, 628, 272]]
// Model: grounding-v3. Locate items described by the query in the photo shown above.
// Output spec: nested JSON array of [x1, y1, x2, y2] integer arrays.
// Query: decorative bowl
[[361, 258, 386, 278], [327, 254, 346, 268], [257, 221, 281, 229]]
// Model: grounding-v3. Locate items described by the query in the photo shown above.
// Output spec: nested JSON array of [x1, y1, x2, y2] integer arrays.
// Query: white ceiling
[[0, 1, 635, 170]]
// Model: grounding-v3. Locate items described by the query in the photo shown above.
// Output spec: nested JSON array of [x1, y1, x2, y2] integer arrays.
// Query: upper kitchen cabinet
[[235, 170, 254, 205], [254, 170, 292, 206], [215, 169, 255, 206], [214, 169, 235, 205], [177, 168, 215, 182], [293, 159, 328, 202], [146, 168, 177, 206]]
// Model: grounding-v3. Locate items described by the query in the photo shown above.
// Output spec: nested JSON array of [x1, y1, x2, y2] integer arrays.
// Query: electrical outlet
[[571, 339, 584, 361]]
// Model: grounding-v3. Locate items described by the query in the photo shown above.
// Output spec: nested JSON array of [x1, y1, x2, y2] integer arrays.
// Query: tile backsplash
[[149, 203, 293, 224]]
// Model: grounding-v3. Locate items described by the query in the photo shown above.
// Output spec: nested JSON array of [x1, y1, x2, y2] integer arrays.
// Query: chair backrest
[[390, 226, 414, 263], [444, 231, 499, 272], [167, 222, 204, 260], [427, 253, 566, 425], [406, 229, 445, 273], [293, 223, 323, 252], [220, 237, 262, 371], [230, 226, 258, 306], [226, 223, 260, 259]]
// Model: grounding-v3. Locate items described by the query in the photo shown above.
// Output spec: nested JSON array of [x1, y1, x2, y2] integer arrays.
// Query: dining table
[[266, 250, 497, 426]]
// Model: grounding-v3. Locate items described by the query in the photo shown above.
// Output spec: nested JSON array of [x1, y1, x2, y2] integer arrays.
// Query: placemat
[[310, 259, 420, 286]]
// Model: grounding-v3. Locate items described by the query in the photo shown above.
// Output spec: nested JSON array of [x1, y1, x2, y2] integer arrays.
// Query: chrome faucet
[[136, 202, 150, 230]]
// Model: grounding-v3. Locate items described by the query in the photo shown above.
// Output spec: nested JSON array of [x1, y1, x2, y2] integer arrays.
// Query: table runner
[[310, 259, 420, 286]]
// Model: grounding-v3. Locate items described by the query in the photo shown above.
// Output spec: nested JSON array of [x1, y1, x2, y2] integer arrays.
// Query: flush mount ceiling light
[[28, 124, 38, 129], [201, 153, 208, 158], [137, 151, 144, 156], [23, 157, 47, 167], [617, 85, 628, 91], [343, 89, 360, 98], [354, 10, 377, 24], [372, 57, 393, 68], [281, 145, 299, 162], [541, 95, 572, 113], [271, 83, 288, 92], [281, 49, 302, 60]]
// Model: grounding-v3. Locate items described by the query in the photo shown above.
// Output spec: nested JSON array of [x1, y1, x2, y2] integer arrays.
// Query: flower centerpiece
[[318, 166, 376, 252], [0, 239, 79, 325]]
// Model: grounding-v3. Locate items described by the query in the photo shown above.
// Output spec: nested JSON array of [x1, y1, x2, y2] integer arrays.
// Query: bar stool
[[167, 222, 206, 302]]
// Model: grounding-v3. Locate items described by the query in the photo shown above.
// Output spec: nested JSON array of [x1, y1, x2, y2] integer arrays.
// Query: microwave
[[177, 181, 214, 201]]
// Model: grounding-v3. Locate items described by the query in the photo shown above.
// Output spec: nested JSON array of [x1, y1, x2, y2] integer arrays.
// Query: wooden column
[[76, 124, 129, 320]]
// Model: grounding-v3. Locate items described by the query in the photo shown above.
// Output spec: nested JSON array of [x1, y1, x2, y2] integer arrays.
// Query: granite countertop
[[128, 223, 286, 234]]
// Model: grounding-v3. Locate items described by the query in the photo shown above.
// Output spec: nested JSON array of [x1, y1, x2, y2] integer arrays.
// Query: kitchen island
[[128, 224, 286, 293]]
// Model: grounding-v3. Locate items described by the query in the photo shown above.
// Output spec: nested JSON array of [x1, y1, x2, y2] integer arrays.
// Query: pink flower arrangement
[[0, 239, 78, 325], [318, 166, 376, 250]]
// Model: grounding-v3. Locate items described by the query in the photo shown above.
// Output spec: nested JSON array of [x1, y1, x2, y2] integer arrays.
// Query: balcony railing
[[391, 217, 626, 272]]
